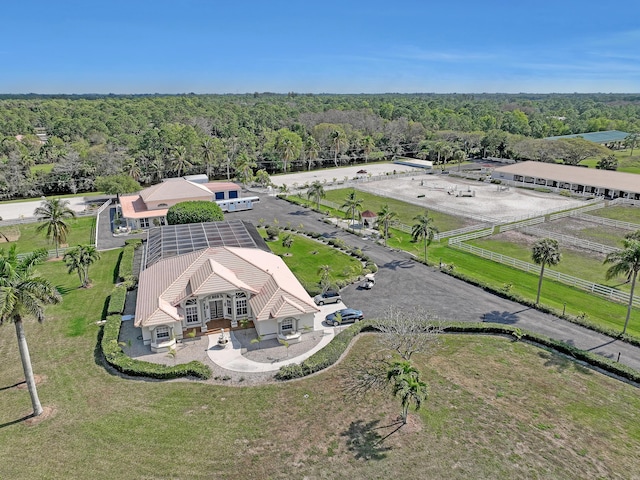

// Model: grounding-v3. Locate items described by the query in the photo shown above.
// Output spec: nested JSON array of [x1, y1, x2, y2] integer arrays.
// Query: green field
[[0, 216, 96, 253], [581, 150, 640, 174], [30, 163, 55, 174], [588, 205, 640, 224], [1, 257, 639, 480], [259, 228, 363, 294]]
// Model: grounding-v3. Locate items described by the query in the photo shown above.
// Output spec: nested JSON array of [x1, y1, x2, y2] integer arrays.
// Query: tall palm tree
[[604, 237, 640, 335], [234, 152, 256, 186], [303, 137, 320, 171], [361, 135, 375, 163], [123, 157, 142, 181], [453, 149, 466, 172], [411, 211, 438, 262], [170, 145, 192, 177], [386, 360, 427, 424], [531, 238, 562, 305], [278, 137, 296, 173], [0, 245, 62, 416], [64, 244, 101, 288], [377, 203, 397, 247], [341, 190, 363, 228], [34, 198, 76, 258], [201, 138, 216, 179], [306, 180, 325, 211], [330, 129, 349, 167]]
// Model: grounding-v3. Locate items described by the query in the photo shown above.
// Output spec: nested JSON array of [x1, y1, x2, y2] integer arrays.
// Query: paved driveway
[[231, 194, 640, 373]]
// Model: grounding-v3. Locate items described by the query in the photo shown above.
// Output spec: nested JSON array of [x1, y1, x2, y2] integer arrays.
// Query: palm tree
[[0, 245, 62, 416], [306, 180, 325, 211], [341, 190, 363, 228], [234, 152, 256, 186], [411, 211, 438, 262], [604, 237, 640, 335], [303, 137, 320, 171], [278, 137, 296, 173], [123, 157, 142, 181], [330, 129, 349, 167], [281, 233, 294, 250], [34, 198, 76, 258], [531, 238, 562, 305], [64, 245, 101, 288], [453, 149, 466, 172], [170, 145, 192, 177], [361, 135, 375, 163], [377, 203, 397, 247], [386, 360, 427, 424]]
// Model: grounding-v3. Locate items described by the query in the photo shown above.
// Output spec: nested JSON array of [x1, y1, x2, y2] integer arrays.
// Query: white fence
[[451, 241, 640, 307], [448, 227, 495, 244], [521, 227, 619, 255], [499, 216, 545, 232], [548, 201, 607, 221], [575, 213, 640, 232]]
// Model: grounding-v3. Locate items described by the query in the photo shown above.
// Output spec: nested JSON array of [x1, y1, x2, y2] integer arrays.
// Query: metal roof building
[[545, 130, 629, 145], [492, 161, 640, 200]]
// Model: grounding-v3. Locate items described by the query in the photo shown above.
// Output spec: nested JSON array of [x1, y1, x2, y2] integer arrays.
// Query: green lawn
[[259, 228, 363, 294], [581, 150, 640, 174], [30, 163, 55, 174], [1, 290, 639, 480], [588, 205, 640, 225], [0, 216, 96, 253], [319, 188, 469, 232], [0, 191, 105, 205]]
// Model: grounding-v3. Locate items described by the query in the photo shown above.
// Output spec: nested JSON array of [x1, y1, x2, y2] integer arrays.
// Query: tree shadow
[[381, 259, 415, 270], [55, 285, 74, 295], [288, 210, 310, 216], [0, 413, 33, 429], [340, 419, 395, 460], [0, 381, 25, 392], [482, 310, 520, 324]]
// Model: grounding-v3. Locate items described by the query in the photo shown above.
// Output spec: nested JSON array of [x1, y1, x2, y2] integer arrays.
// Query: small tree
[[411, 211, 438, 262], [377, 204, 397, 247], [34, 198, 76, 258], [341, 190, 363, 228], [387, 361, 428, 424], [95, 175, 141, 195], [166, 201, 224, 225], [266, 225, 280, 240], [306, 180, 326, 211], [63, 244, 101, 288], [282, 233, 294, 250], [531, 238, 561, 305], [318, 264, 332, 292]]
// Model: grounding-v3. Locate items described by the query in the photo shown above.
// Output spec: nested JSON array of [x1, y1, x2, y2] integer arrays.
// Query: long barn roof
[[493, 161, 640, 194], [545, 130, 629, 143]]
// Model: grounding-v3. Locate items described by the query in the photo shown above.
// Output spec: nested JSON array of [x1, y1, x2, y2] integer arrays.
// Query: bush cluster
[[275, 321, 373, 380], [101, 315, 211, 380], [166, 201, 224, 225]]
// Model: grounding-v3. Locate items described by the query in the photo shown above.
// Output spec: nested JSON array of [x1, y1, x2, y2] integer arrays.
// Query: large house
[[118, 178, 246, 229], [134, 222, 319, 353]]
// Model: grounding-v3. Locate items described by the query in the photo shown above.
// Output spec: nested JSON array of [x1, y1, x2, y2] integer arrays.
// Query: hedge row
[[439, 267, 640, 349], [106, 286, 127, 316], [101, 315, 211, 380], [275, 321, 373, 380], [118, 245, 135, 281], [275, 320, 640, 384]]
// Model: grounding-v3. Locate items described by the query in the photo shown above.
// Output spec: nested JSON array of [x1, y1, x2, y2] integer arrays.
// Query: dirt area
[[531, 217, 629, 248]]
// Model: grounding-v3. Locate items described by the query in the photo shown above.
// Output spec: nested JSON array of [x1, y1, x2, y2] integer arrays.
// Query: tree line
[[1, 93, 639, 199]]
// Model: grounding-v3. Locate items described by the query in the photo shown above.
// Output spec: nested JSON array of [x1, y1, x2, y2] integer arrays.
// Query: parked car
[[326, 308, 364, 326], [314, 291, 342, 305]]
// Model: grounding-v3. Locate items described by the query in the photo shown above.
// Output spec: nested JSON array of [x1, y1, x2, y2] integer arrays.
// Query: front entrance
[[209, 299, 223, 320]]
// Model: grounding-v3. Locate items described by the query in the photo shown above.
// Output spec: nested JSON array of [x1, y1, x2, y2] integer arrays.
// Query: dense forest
[[1, 93, 639, 199]]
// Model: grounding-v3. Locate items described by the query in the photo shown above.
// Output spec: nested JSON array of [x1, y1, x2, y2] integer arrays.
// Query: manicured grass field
[[318, 188, 469, 231], [0, 216, 96, 253], [581, 150, 640, 174], [259, 228, 363, 294], [2, 276, 639, 480]]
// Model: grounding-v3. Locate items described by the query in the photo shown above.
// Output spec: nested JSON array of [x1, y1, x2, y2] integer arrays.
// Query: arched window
[[235, 292, 248, 317], [158, 203, 168, 208], [185, 298, 199, 324]]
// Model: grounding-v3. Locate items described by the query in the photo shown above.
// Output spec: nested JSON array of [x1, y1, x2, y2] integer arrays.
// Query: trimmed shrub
[[101, 315, 211, 380], [166, 201, 224, 225], [107, 286, 127, 316], [118, 245, 134, 281]]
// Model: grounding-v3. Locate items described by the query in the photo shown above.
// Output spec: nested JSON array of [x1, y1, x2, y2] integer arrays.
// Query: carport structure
[[492, 161, 640, 200]]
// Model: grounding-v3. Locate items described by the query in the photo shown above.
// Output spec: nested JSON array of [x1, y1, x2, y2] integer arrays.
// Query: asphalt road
[[230, 194, 640, 374]]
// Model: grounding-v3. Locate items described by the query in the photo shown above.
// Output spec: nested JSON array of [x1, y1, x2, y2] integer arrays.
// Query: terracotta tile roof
[[361, 210, 377, 218], [135, 247, 318, 328], [493, 161, 640, 194], [119, 194, 167, 219]]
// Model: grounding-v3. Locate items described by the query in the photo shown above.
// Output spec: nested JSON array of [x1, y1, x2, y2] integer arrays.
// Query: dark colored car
[[314, 291, 342, 305], [326, 308, 364, 326]]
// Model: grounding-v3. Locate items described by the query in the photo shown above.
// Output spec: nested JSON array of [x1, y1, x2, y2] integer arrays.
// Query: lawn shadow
[[537, 349, 593, 375], [340, 419, 395, 460], [55, 284, 74, 295], [482, 310, 520, 324]]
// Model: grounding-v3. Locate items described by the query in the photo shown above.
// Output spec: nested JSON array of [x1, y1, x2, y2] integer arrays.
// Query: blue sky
[[2, 0, 640, 94]]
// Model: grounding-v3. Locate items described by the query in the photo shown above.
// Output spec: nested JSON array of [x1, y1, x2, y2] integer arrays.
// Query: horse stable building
[[491, 161, 640, 200]]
